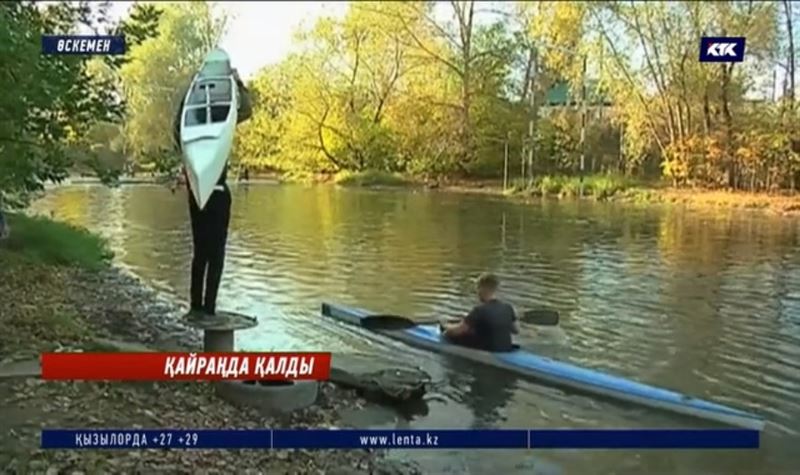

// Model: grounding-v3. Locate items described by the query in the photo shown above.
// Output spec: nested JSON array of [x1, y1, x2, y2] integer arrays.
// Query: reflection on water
[[33, 183, 800, 473]]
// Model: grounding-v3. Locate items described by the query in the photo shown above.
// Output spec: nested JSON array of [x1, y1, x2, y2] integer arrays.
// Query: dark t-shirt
[[464, 299, 517, 352]]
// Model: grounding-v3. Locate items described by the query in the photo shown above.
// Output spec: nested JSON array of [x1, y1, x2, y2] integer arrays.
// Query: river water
[[35, 183, 799, 474]]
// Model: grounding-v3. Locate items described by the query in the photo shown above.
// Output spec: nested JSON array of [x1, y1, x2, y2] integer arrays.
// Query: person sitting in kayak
[[172, 65, 252, 317], [441, 272, 519, 352]]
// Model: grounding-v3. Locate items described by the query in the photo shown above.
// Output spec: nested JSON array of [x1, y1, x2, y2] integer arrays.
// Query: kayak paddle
[[362, 309, 559, 331], [432, 309, 559, 326]]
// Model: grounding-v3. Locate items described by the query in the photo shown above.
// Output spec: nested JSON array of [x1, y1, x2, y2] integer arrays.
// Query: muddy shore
[[0, 258, 418, 474]]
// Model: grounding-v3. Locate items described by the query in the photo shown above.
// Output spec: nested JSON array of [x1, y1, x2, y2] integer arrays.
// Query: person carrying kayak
[[172, 63, 252, 317], [441, 272, 519, 352]]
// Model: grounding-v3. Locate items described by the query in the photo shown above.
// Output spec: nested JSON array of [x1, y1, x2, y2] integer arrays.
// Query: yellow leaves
[[714, 1, 777, 55], [217, 1, 795, 190], [523, 1, 586, 78], [660, 128, 800, 190]]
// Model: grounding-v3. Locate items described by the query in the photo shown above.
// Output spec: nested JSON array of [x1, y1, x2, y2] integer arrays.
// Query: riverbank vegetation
[[1, 213, 112, 269], [231, 1, 800, 197], [2, 1, 800, 210], [0, 214, 110, 357], [334, 170, 412, 187], [0, 215, 408, 473]]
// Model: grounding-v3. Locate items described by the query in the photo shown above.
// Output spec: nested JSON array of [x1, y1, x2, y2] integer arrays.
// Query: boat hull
[[321, 302, 765, 430], [182, 133, 234, 208], [179, 49, 238, 209]]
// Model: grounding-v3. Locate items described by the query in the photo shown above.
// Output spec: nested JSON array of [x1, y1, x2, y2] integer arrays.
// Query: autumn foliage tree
[[5, 1, 799, 201], [231, 1, 798, 192]]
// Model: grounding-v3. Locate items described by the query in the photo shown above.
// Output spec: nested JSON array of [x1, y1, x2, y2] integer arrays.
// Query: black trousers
[[188, 186, 231, 314]]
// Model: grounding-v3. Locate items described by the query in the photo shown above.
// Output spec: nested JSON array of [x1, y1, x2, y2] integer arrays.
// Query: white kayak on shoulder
[[179, 48, 238, 209]]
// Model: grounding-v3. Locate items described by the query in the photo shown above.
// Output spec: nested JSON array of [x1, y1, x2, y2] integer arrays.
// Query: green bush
[[539, 175, 565, 196], [0, 213, 112, 270], [334, 170, 411, 187]]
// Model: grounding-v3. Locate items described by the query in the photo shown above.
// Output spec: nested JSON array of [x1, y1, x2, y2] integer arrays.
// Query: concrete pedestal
[[203, 330, 235, 352], [183, 310, 319, 414], [183, 311, 258, 352], [215, 380, 319, 414]]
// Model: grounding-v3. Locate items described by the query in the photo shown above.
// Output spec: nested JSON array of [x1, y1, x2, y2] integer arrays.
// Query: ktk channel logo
[[699, 37, 746, 63]]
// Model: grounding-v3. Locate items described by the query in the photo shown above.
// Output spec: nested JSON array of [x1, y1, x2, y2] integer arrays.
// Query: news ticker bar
[[42, 429, 759, 450]]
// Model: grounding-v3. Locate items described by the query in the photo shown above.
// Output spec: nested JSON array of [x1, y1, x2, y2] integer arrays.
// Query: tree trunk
[[453, 1, 476, 168], [784, 0, 796, 112], [520, 45, 535, 105], [528, 48, 538, 187], [579, 55, 587, 196], [720, 63, 736, 189]]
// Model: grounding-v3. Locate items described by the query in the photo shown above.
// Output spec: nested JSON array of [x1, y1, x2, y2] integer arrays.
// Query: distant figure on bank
[[441, 272, 519, 352], [0, 210, 9, 240], [172, 62, 252, 317]]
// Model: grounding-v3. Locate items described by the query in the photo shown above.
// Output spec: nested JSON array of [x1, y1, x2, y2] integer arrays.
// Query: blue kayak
[[321, 302, 765, 430]]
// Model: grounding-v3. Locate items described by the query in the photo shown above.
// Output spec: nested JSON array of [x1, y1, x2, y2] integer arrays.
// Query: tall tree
[[0, 1, 121, 208], [119, 2, 228, 171], [383, 1, 509, 172]]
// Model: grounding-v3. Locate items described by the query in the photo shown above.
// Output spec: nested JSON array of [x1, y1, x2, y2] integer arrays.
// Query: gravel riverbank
[[0, 259, 418, 474]]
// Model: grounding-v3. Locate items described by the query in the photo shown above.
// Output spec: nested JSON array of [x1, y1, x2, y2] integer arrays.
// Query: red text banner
[[40, 352, 331, 381]]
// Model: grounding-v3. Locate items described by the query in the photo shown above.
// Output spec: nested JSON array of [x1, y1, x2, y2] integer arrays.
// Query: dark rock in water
[[330, 354, 431, 406], [365, 368, 429, 401]]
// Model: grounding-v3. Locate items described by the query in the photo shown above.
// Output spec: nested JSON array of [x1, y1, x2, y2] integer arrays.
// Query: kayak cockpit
[[360, 314, 521, 352]]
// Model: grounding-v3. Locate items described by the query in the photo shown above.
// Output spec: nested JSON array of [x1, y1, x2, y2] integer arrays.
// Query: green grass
[[510, 174, 639, 200], [0, 213, 109, 358], [539, 175, 566, 196], [584, 174, 636, 200], [616, 186, 662, 204], [334, 170, 412, 187], [0, 213, 112, 270]]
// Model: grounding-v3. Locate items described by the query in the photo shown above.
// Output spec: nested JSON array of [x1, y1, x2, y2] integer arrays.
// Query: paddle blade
[[520, 309, 559, 326]]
